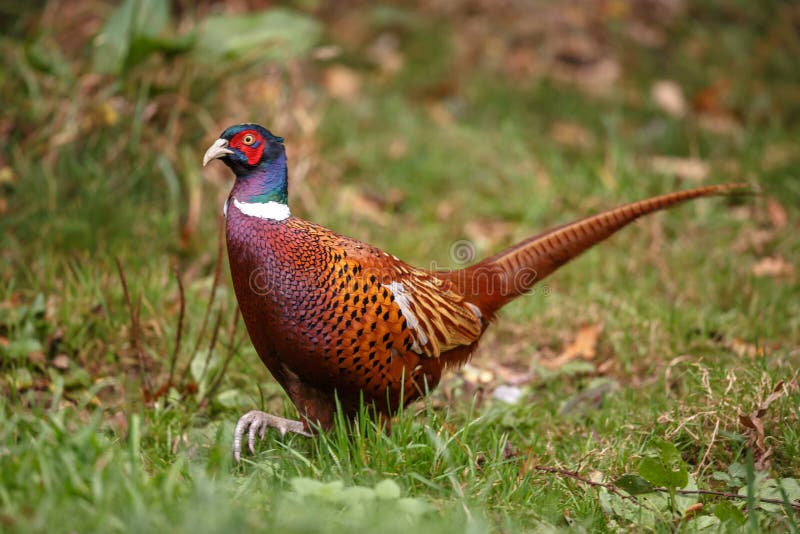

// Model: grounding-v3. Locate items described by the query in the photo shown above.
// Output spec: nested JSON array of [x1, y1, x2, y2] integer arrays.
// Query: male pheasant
[[203, 123, 747, 461]]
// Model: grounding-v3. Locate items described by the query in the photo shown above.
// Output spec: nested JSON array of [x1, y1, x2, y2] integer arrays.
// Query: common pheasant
[[203, 123, 747, 461]]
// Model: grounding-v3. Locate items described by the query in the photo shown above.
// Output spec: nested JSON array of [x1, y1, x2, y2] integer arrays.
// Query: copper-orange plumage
[[203, 123, 747, 461]]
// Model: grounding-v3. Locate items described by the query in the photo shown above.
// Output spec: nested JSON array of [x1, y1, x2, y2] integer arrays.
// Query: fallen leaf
[[562, 58, 621, 96], [651, 80, 686, 117], [323, 65, 361, 103], [27, 351, 47, 366], [684, 503, 704, 519], [650, 156, 709, 182], [738, 380, 788, 468], [427, 103, 454, 126], [504, 46, 538, 80], [52, 353, 71, 370], [549, 121, 594, 149], [758, 381, 786, 414], [460, 363, 494, 386], [751, 256, 793, 278], [312, 45, 341, 60], [697, 114, 743, 137], [0, 166, 14, 185], [625, 22, 666, 47], [765, 198, 787, 230], [554, 36, 599, 66], [732, 228, 777, 254], [491, 363, 534, 386], [541, 323, 603, 370], [727, 338, 765, 358]]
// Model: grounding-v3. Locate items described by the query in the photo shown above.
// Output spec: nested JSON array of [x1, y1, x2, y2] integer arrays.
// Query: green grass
[[1, 1, 799, 532]]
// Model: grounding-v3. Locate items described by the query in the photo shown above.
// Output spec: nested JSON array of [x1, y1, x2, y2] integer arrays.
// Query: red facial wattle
[[229, 131, 265, 165]]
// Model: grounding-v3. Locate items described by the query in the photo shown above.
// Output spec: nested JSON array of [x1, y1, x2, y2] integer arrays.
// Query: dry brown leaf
[[751, 256, 793, 278], [323, 66, 361, 103], [684, 503, 704, 518], [650, 156, 709, 182], [0, 166, 14, 185], [541, 323, 603, 370], [460, 363, 494, 386], [504, 47, 539, 80], [549, 121, 594, 149], [738, 380, 788, 465], [755, 380, 790, 417], [556, 58, 621, 96], [697, 114, 743, 137], [732, 228, 777, 254], [727, 338, 766, 358], [625, 22, 666, 47], [491, 363, 534, 386], [765, 197, 788, 229], [27, 351, 46, 366], [651, 80, 686, 117], [427, 104, 454, 126], [52, 354, 71, 370]]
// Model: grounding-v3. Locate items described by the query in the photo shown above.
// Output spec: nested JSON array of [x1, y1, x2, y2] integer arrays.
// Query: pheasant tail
[[441, 183, 750, 316]]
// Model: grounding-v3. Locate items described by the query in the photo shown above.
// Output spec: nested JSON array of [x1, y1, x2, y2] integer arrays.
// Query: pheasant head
[[203, 123, 289, 206]]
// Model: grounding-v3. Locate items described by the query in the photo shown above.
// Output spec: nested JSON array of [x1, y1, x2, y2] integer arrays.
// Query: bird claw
[[232, 410, 312, 463]]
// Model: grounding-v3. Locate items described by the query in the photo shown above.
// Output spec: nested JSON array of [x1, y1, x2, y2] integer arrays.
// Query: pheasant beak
[[203, 138, 234, 166]]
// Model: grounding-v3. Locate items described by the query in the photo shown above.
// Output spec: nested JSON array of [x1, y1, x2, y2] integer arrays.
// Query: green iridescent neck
[[231, 153, 289, 205], [248, 189, 288, 205]]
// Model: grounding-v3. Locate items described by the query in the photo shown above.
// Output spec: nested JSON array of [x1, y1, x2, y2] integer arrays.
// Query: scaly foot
[[233, 410, 312, 462]]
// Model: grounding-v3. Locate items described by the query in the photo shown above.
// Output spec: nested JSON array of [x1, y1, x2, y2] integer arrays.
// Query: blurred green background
[[1, 1, 798, 532]]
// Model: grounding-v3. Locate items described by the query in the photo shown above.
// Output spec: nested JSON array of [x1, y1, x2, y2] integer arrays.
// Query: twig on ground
[[532, 464, 640, 504], [532, 464, 800, 511], [695, 418, 720, 477]]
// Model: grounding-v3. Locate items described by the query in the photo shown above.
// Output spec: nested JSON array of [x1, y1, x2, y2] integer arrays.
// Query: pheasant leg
[[233, 410, 312, 462]]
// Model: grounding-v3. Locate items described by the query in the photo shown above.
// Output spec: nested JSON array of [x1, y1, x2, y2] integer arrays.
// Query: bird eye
[[242, 134, 255, 145]]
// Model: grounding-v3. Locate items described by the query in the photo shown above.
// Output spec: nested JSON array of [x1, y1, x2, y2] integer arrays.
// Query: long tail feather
[[440, 183, 751, 316]]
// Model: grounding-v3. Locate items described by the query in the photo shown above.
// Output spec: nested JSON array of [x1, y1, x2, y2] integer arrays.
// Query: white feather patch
[[232, 198, 291, 221], [384, 281, 427, 353]]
